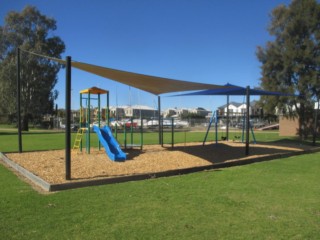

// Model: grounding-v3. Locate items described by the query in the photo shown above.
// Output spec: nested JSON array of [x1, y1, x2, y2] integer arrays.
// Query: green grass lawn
[[0, 152, 319, 239]]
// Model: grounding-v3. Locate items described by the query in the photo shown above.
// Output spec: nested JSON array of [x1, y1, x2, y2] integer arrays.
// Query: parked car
[[147, 120, 159, 128], [175, 120, 189, 128], [124, 120, 138, 128], [110, 120, 123, 129]]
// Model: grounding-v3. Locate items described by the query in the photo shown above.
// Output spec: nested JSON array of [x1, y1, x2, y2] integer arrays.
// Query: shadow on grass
[[262, 138, 320, 147]]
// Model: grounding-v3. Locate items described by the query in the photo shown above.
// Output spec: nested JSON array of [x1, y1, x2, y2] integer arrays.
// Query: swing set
[[203, 109, 256, 145]]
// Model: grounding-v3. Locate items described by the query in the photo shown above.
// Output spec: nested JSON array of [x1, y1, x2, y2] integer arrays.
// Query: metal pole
[[226, 95, 229, 141], [242, 113, 245, 143], [16, 48, 22, 153], [115, 123, 118, 140], [171, 118, 174, 148], [215, 110, 218, 144], [140, 117, 143, 150], [313, 99, 319, 146], [98, 93, 101, 150], [107, 92, 110, 126], [124, 123, 127, 150], [250, 122, 257, 144], [158, 96, 162, 145], [80, 93, 83, 151], [130, 117, 133, 146], [65, 56, 72, 180], [203, 110, 214, 145], [245, 86, 250, 155]]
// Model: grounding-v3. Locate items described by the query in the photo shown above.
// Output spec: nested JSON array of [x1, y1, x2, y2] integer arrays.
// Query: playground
[[3, 49, 318, 191]]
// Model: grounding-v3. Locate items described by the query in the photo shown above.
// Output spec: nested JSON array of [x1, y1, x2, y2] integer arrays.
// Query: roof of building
[[217, 101, 261, 109]]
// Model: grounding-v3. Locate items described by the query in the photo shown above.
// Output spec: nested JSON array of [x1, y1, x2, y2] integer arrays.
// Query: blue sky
[[1, 0, 292, 111]]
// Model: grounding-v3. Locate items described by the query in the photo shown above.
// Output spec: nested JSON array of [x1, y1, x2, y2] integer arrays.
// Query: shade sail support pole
[[226, 95, 229, 141], [17, 47, 22, 153], [158, 96, 162, 145], [65, 56, 72, 180], [245, 86, 250, 156]]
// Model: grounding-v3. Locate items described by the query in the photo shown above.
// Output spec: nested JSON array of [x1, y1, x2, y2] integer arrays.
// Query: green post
[[107, 92, 110, 126], [184, 130, 187, 147], [115, 123, 118, 140], [124, 124, 127, 150], [80, 93, 83, 151]]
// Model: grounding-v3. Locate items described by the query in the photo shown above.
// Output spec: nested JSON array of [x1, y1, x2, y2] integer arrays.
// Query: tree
[[0, 5, 65, 130], [257, 0, 320, 138]]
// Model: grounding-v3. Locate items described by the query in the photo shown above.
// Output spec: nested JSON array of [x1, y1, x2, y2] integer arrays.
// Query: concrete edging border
[[1, 147, 320, 192], [0, 152, 51, 191]]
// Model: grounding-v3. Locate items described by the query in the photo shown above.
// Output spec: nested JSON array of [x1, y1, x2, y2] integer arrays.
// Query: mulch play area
[[1, 141, 319, 192]]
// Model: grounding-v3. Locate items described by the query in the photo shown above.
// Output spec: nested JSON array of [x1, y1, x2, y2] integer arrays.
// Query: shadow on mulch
[[160, 141, 306, 164]]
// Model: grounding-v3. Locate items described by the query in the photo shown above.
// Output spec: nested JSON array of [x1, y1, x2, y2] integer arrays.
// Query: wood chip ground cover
[[4, 141, 310, 184]]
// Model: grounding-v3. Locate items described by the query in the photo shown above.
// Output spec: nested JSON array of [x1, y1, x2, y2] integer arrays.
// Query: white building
[[189, 107, 212, 117], [109, 105, 158, 119], [218, 101, 260, 116], [163, 108, 178, 118], [163, 107, 212, 119]]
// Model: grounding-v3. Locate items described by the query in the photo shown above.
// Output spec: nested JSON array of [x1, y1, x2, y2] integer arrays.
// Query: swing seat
[[234, 136, 241, 142]]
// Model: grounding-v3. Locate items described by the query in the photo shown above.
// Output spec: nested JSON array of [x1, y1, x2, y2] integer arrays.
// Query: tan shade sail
[[26, 50, 229, 95], [70, 60, 228, 95]]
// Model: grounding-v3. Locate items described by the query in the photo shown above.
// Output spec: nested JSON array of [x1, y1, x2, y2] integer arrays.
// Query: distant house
[[218, 100, 260, 116], [109, 105, 158, 119], [176, 108, 189, 118], [189, 107, 212, 117], [163, 107, 212, 119], [124, 105, 158, 118], [109, 106, 126, 119], [163, 108, 178, 118]]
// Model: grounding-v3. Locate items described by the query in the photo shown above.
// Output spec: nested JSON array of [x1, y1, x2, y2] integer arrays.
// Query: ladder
[[73, 128, 86, 151]]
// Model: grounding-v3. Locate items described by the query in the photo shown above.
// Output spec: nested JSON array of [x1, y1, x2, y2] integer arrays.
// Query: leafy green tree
[[257, 0, 320, 138], [0, 5, 65, 130]]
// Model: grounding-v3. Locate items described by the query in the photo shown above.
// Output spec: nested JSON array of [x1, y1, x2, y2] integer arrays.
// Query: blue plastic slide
[[93, 125, 126, 161]]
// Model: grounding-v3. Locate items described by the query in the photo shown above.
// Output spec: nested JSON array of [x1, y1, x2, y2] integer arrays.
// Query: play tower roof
[[80, 86, 109, 94]]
